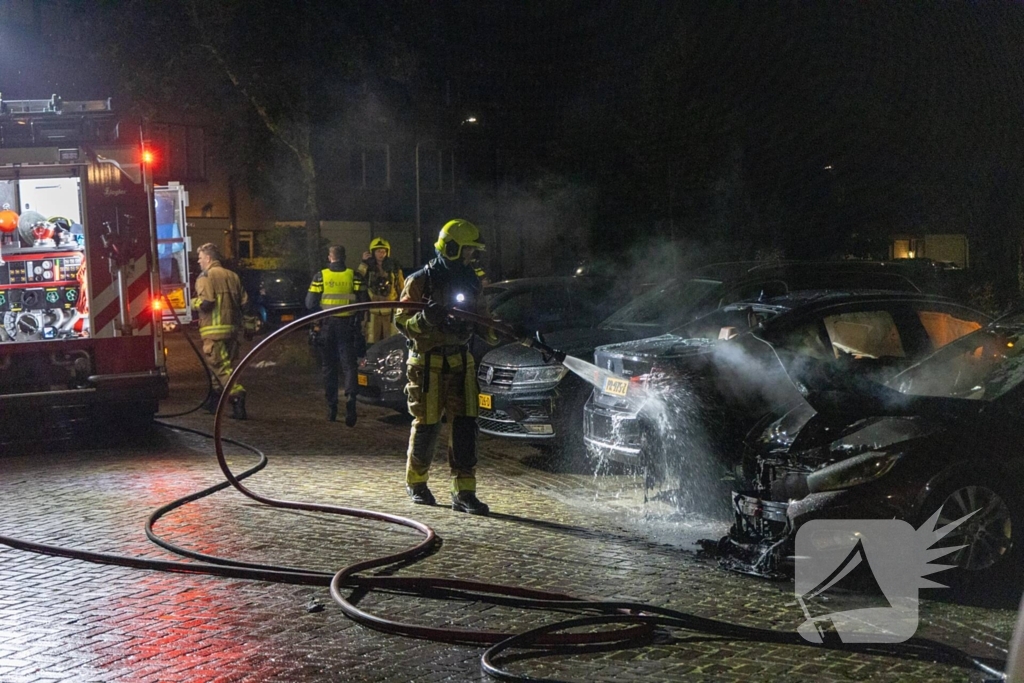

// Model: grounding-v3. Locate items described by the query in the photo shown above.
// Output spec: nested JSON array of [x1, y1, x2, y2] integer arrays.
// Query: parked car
[[475, 260, 942, 463], [356, 275, 630, 412], [726, 312, 1024, 595], [239, 269, 311, 332], [582, 291, 990, 492]]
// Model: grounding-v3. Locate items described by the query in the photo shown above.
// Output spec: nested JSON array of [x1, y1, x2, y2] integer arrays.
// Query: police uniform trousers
[[404, 348, 479, 493], [322, 316, 360, 407], [202, 336, 245, 396]]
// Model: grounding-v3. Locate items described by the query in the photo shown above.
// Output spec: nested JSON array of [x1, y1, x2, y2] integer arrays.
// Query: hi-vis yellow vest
[[318, 268, 356, 317]]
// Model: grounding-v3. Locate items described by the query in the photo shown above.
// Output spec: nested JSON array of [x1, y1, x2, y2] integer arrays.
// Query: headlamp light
[[455, 293, 466, 304], [806, 451, 902, 493], [511, 364, 568, 389]]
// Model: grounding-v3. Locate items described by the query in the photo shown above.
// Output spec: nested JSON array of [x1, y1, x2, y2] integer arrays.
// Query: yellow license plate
[[602, 377, 629, 397], [357, 373, 368, 386], [280, 314, 295, 322], [478, 393, 492, 410]]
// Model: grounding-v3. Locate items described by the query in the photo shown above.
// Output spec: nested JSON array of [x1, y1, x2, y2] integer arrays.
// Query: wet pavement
[[0, 327, 1018, 682]]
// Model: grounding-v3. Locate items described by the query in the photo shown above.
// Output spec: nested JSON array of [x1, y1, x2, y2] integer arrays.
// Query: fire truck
[[0, 95, 168, 425]]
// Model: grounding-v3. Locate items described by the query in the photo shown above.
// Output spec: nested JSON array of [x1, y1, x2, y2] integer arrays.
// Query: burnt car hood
[[481, 327, 636, 367], [759, 400, 941, 455]]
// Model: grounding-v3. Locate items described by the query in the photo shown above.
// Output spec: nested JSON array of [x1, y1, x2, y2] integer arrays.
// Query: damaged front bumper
[[710, 488, 857, 580]]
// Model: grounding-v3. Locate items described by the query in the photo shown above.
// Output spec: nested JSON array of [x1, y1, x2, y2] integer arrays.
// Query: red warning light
[[142, 149, 156, 165], [151, 297, 165, 311]]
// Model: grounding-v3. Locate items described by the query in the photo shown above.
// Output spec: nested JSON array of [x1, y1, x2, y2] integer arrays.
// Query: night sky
[[3, 2, 1024, 283]]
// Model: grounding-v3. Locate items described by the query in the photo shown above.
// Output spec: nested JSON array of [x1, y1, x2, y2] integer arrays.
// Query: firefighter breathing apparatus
[[0, 298, 1007, 682]]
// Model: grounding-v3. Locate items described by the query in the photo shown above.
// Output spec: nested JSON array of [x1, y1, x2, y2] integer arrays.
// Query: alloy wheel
[[937, 485, 1013, 571]]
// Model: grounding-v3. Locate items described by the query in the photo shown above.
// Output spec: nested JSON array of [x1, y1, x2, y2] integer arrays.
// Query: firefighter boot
[[406, 483, 436, 506], [229, 394, 247, 421], [201, 390, 222, 414], [451, 491, 489, 516], [345, 397, 358, 427]]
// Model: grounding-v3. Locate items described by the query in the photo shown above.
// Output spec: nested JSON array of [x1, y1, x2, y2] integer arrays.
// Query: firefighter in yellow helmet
[[395, 219, 498, 515], [192, 243, 249, 420], [307, 245, 366, 426], [357, 237, 405, 344]]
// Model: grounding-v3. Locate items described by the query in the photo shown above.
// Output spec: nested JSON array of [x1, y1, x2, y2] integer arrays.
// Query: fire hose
[[0, 299, 1008, 682]]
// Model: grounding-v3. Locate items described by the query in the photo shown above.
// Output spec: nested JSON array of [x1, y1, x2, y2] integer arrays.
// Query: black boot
[[345, 397, 357, 427], [406, 483, 436, 506], [451, 491, 489, 516], [201, 390, 222, 414], [327, 403, 338, 422], [229, 394, 247, 420]]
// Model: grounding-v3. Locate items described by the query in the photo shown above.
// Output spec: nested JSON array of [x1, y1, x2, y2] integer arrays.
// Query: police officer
[[307, 245, 365, 426], [396, 219, 497, 515], [192, 243, 249, 420], [357, 237, 405, 344]]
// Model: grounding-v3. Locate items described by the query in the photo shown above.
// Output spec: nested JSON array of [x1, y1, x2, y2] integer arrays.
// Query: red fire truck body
[[0, 96, 167, 422]]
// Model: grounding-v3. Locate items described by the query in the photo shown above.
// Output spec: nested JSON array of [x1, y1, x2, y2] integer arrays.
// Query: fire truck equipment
[[0, 96, 167, 420]]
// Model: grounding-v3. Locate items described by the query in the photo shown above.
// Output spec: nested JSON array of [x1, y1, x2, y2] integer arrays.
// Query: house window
[[349, 145, 390, 189], [237, 230, 254, 259], [148, 123, 207, 181], [418, 148, 454, 193]]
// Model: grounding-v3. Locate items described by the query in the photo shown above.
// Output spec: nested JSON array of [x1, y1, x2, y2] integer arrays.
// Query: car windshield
[[889, 316, 1024, 401], [598, 277, 722, 331]]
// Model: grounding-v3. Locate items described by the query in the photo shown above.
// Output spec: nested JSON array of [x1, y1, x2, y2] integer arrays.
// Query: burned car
[[583, 291, 989, 494], [356, 275, 628, 412], [727, 313, 1024, 593], [476, 260, 934, 460]]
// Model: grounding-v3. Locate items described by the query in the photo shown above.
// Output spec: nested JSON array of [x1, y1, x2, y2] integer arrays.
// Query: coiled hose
[[0, 300, 1008, 682]]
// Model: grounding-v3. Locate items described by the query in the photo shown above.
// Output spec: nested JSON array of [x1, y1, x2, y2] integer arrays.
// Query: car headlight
[[384, 349, 405, 368], [511, 364, 568, 389], [806, 451, 902, 493]]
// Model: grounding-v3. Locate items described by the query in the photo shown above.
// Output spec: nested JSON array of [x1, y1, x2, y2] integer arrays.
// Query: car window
[[891, 325, 1024, 401], [776, 320, 833, 360], [491, 286, 573, 326], [599, 278, 722, 330], [821, 310, 905, 359], [916, 310, 983, 348]]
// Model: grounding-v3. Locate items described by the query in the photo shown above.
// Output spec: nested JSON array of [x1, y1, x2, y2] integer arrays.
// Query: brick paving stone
[[0, 329, 1016, 682]]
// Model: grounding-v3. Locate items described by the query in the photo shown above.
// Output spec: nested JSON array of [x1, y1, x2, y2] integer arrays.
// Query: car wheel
[[923, 478, 1022, 600]]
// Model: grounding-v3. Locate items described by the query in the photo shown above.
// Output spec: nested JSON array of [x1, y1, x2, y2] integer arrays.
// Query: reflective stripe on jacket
[[310, 268, 357, 317], [194, 261, 248, 340]]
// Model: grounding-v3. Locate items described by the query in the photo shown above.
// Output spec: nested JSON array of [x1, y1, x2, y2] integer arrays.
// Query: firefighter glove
[[423, 302, 448, 327]]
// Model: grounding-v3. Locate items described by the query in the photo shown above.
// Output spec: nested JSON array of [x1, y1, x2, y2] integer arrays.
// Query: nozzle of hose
[[529, 332, 566, 364]]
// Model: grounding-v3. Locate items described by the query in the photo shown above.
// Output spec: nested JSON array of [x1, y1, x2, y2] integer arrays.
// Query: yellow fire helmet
[[368, 237, 391, 256], [435, 219, 485, 260]]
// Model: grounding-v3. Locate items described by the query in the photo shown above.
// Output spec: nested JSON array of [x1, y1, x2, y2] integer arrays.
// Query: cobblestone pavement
[[0, 328, 1018, 682]]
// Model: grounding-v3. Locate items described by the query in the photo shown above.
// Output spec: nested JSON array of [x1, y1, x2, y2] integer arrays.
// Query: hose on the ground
[[0, 299, 1008, 681]]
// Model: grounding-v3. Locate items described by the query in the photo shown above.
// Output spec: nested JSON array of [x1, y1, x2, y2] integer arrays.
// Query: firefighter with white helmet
[[395, 219, 498, 515], [357, 236, 405, 344]]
